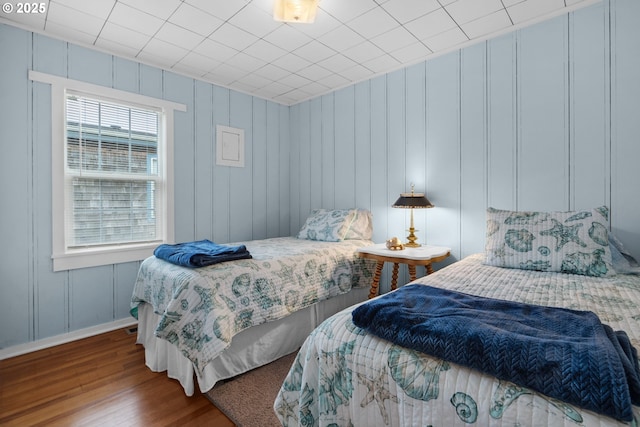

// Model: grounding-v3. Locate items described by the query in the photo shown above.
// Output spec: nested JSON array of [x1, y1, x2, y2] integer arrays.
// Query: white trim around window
[[29, 71, 186, 272]]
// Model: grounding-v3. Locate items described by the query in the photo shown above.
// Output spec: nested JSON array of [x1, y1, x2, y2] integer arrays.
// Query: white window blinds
[[65, 94, 163, 248]]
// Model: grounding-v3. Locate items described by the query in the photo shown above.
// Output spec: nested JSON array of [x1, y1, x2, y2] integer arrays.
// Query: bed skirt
[[137, 286, 369, 395]]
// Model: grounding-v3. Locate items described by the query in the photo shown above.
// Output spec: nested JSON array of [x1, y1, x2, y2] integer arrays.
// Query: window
[[30, 71, 186, 271]]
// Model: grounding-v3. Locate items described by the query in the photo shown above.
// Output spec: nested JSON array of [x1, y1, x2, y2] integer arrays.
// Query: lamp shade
[[392, 192, 434, 209]]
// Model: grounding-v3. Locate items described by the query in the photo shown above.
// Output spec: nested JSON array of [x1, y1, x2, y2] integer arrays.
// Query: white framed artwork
[[216, 125, 245, 167]]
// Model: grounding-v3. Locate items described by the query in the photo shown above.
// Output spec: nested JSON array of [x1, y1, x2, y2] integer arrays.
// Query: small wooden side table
[[357, 244, 451, 299]]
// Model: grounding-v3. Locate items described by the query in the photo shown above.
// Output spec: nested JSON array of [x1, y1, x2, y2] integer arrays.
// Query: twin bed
[[131, 205, 640, 426], [274, 206, 640, 426], [130, 208, 376, 395]]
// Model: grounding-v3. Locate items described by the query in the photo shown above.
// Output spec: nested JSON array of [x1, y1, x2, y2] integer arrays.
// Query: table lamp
[[392, 184, 433, 247]]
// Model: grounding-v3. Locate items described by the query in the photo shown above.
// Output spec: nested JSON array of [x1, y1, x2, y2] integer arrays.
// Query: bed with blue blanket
[[275, 207, 640, 426], [131, 209, 377, 396]]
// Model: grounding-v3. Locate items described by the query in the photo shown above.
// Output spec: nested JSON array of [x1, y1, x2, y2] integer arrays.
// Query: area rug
[[205, 352, 298, 427]]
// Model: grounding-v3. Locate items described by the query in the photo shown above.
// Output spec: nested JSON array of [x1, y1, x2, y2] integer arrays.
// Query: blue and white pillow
[[484, 206, 615, 277], [297, 209, 373, 242]]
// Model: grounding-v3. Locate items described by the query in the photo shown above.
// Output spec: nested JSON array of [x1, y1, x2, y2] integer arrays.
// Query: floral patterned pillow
[[297, 209, 373, 241], [484, 206, 615, 277]]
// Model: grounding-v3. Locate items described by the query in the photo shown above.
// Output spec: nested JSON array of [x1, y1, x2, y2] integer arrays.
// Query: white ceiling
[[1, 0, 599, 105]]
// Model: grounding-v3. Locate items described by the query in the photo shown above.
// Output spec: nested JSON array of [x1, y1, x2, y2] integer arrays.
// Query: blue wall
[[0, 24, 290, 349], [2, 0, 639, 350], [289, 0, 640, 290]]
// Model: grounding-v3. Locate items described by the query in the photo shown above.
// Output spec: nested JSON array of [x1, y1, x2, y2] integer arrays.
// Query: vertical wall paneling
[[289, 104, 301, 233], [1, 23, 292, 350], [354, 81, 372, 211], [516, 17, 570, 211], [486, 33, 518, 210], [610, 0, 640, 256], [309, 98, 323, 211], [570, 3, 610, 210], [369, 75, 389, 244], [334, 86, 356, 208], [194, 80, 214, 239], [164, 72, 195, 242], [460, 43, 488, 257], [297, 101, 311, 219], [229, 92, 254, 242], [279, 104, 290, 236], [266, 102, 281, 237], [252, 98, 268, 240], [425, 54, 461, 259], [32, 34, 68, 340], [320, 94, 335, 212], [386, 70, 406, 242], [0, 25, 31, 347], [212, 86, 231, 243]]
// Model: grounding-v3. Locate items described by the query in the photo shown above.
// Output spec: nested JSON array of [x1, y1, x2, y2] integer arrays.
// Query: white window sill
[[52, 243, 160, 271]]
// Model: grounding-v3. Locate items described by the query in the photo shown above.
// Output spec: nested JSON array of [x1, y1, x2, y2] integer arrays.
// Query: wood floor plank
[[0, 329, 235, 427]]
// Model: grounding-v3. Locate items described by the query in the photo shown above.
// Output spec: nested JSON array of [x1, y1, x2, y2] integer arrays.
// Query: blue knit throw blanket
[[154, 239, 252, 268], [352, 284, 640, 421]]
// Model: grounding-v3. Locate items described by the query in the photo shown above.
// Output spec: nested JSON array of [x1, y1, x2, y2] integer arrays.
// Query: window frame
[[30, 71, 186, 272]]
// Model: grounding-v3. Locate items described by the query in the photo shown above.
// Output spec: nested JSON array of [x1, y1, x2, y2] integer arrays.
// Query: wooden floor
[[0, 328, 235, 427]]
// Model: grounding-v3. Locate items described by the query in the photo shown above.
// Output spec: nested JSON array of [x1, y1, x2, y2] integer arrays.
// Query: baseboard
[[0, 318, 139, 360]]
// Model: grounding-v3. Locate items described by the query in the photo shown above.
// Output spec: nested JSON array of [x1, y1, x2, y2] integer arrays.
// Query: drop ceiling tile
[[52, 0, 115, 20], [278, 73, 313, 88], [138, 37, 189, 64], [118, 0, 181, 20], [183, 0, 247, 21], [404, 8, 458, 41], [209, 23, 259, 51], [243, 39, 288, 63], [294, 10, 342, 39], [176, 51, 222, 74], [94, 37, 142, 58], [292, 40, 336, 63], [341, 41, 386, 64], [370, 26, 419, 52], [319, 0, 378, 22], [298, 81, 331, 96], [390, 41, 432, 63], [295, 64, 334, 81], [234, 72, 273, 90], [169, 3, 224, 37], [154, 23, 204, 51], [193, 38, 239, 63], [225, 51, 268, 73], [44, 21, 98, 45], [339, 64, 374, 82], [99, 22, 151, 51], [445, 0, 504, 25], [0, 8, 47, 30], [317, 53, 358, 74], [423, 26, 469, 52], [271, 53, 313, 73], [502, 0, 526, 7], [347, 6, 399, 40], [507, 0, 565, 25], [109, 2, 164, 36], [361, 53, 401, 73], [462, 10, 512, 39], [47, 2, 105, 37], [318, 25, 365, 51], [251, 63, 291, 81], [228, 3, 280, 38], [381, 0, 441, 24], [315, 73, 351, 89], [263, 25, 313, 52], [207, 63, 251, 85]]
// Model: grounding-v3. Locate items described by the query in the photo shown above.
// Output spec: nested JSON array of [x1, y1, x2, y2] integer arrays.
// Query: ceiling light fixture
[[273, 0, 318, 23]]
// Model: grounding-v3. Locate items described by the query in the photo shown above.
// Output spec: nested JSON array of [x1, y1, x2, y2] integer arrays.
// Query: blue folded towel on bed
[[154, 239, 252, 268], [352, 284, 640, 421]]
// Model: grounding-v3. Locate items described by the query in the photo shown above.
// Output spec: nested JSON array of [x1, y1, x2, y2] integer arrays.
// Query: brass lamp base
[[405, 227, 421, 247]]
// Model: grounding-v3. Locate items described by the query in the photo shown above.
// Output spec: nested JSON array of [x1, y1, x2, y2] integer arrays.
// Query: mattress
[[130, 236, 375, 394], [274, 253, 640, 426]]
